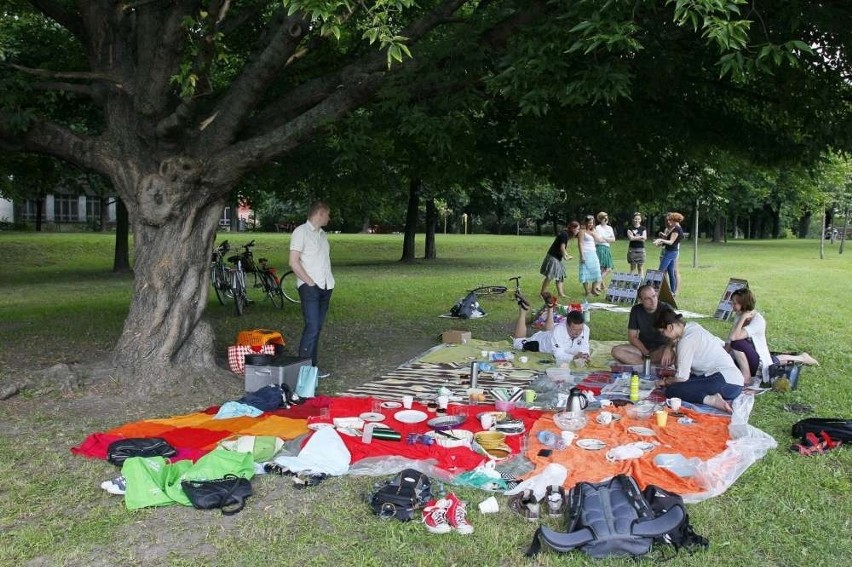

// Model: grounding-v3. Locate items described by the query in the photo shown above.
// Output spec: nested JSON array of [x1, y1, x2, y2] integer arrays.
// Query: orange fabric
[[525, 407, 731, 495], [106, 421, 176, 438], [146, 412, 223, 428], [236, 329, 285, 347], [240, 415, 310, 437]]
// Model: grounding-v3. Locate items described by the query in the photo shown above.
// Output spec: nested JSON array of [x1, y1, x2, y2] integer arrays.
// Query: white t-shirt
[[516, 323, 590, 360], [594, 225, 615, 248], [675, 323, 743, 385], [738, 311, 774, 383], [290, 220, 335, 289]]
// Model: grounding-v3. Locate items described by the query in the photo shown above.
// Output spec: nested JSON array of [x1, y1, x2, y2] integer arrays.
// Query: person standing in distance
[[626, 212, 647, 277], [289, 201, 335, 377]]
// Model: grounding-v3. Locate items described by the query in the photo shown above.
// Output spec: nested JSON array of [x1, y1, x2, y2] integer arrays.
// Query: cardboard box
[[244, 356, 312, 392], [441, 330, 471, 344]]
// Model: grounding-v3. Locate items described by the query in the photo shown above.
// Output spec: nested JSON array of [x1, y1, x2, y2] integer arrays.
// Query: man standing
[[611, 284, 674, 366], [289, 201, 334, 377]]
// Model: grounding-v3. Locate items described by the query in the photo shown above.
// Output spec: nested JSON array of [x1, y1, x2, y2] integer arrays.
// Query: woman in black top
[[626, 212, 647, 277], [539, 221, 579, 298], [653, 212, 685, 294]]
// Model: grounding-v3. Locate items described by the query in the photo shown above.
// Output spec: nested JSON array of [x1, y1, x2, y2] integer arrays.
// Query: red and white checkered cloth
[[227, 344, 275, 375]]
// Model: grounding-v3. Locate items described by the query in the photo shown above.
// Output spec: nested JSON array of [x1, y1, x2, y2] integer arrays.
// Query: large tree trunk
[[400, 177, 421, 263], [424, 196, 437, 260]]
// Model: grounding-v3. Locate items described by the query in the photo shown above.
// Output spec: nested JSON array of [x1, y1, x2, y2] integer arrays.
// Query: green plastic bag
[[165, 448, 255, 506], [122, 456, 188, 510]]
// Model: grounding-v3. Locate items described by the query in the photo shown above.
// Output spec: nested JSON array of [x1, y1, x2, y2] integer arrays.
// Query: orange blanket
[[525, 407, 730, 495]]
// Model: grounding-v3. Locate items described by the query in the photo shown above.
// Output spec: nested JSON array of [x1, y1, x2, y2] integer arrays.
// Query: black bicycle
[[209, 240, 232, 305], [227, 240, 290, 312]]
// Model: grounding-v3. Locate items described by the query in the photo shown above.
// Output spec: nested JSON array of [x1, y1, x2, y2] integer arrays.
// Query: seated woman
[[726, 288, 819, 385], [654, 307, 743, 413]]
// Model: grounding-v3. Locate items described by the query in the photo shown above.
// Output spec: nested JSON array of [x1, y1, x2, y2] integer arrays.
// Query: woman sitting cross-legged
[[726, 288, 819, 385], [654, 307, 743, 413]]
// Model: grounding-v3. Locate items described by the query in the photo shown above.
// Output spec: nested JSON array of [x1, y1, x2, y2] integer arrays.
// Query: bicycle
[[467, 275, 524, 299], [228, 240, 296, 311], [209, 240, 232, 305], [229, 252, 249, 315]]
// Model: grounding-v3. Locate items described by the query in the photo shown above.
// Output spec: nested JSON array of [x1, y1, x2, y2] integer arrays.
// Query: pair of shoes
[[263, 463, 294, 476], [100, 475, 127, 495], [292, 470, 328, 489], [544, 485, 567, 517], [421, 493, 474, 535], [317, 370, 331, 379], [508, 489, 540, 522], [789, 431, 842, 456], [514, 290, 530, 311]]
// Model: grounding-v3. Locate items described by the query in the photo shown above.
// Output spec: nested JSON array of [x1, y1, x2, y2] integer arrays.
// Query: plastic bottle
[[582, 299, 590, 323], [470, 361, 479, 389], [643, 355, 652, 378], [630, 372, 640, 402]]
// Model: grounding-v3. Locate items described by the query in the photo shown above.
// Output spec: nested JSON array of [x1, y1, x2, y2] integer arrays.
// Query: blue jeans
[[659, 249, 679, 293], [665, 372, 743, 405], [297, 284, 333, 366]]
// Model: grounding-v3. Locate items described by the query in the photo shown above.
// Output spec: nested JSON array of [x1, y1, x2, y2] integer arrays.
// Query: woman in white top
[[594, 211, 616, 286], [726, 288, 819, 385], [577, 215, 603, 296], [654, 307, 742, 413]]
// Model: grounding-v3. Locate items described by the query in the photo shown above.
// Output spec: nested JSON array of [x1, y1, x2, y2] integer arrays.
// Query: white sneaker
[[100, 475, 126, 495]]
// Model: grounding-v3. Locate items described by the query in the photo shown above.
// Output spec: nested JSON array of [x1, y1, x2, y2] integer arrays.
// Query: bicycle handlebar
[[242, 239, 256, 250]]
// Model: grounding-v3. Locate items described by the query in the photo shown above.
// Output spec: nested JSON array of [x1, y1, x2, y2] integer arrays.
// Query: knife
[[435, 429, 461, 440]]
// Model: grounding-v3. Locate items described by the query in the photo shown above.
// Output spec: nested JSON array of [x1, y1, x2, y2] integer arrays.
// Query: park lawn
[[0, 232, 850, 566]]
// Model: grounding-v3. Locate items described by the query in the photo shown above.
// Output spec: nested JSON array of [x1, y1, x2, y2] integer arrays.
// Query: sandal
[[514, 291, 530, 311]]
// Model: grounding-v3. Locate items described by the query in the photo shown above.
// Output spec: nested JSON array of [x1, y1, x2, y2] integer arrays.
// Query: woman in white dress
[[594, 212, 615, 287]]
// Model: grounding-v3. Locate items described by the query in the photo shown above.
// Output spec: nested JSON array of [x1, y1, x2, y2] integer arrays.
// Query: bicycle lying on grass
[[210, 240, 300, 315]]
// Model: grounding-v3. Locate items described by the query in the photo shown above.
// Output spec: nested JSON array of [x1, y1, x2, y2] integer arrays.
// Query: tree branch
[[27, 0, 85, 40], [0, 115, 113, 176], [4, 63, 123, 87]]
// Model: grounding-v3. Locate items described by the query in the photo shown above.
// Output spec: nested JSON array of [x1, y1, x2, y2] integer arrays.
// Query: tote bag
[[295, 365, 319, 398]]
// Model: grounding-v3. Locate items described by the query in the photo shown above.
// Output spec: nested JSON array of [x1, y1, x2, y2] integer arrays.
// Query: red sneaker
[[445, 492, 474, 535], [422, 498, 452, 534]]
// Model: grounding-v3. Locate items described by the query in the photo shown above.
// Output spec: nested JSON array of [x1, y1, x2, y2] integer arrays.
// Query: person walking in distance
[[289, 201, 335, 377]]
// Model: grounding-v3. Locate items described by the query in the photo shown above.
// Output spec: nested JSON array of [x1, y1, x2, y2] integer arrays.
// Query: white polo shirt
[[290, 220, 335, 289]]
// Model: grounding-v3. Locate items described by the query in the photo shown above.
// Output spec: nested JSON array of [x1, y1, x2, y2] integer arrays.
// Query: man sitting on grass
[[511, 293, 590, 364], [610, 284, 674, 367]]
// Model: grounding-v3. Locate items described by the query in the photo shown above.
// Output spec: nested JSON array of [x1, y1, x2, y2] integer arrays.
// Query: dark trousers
[[297, 284, 333, 366], [665, 372, 743, 405]]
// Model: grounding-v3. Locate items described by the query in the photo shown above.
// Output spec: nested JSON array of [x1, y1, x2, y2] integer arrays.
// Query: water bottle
[[630, 373, 640, 402], [643, 355, 652, 378]]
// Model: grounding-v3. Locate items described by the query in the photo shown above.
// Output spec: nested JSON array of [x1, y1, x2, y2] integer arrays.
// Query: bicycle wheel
[[210, 263, 228, 305], [469, 285, 508, 296], [262, 271, 285, 309], [279, 271, 301, 303], [233, 270, 247, 316]]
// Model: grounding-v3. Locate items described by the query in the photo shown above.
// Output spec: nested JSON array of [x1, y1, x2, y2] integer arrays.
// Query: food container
[[494, 400, 516, 412]]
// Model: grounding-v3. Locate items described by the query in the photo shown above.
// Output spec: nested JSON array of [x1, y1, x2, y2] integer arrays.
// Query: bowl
[[494, 400, 516, 412], [626, 401, 657, 419], [553, 411, 588, 432]]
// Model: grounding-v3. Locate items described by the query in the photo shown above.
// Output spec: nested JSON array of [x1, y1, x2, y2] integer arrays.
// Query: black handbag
[[181, 475, 253, 515], [106, 437, 177, 467], [369, 469, 432, 521]]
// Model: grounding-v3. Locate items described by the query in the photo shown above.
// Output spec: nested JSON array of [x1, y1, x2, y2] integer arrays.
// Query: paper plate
[[628, 426, 656, 437], [307, 422, 334, 431], [394, 409, 428, 424], [380, 401, 402, 409], [359, 412, 386, 422], [576, 438, 607, 450]]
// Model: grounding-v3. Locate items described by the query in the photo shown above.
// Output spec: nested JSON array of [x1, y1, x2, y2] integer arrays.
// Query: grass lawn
[[0, 232, 850, 566]]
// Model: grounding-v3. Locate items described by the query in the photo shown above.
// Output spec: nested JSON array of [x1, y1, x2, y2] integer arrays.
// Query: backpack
[[527, 475, 697, 559], [791, 418, 852, 443], [369, 469, 433, 521], [642, 484, 709, 554], [760, 360, 801, 390], [450, 292, 485, 319]]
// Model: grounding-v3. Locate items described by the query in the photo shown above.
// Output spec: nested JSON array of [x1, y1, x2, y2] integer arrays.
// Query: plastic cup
[[655, 410, 668, 427], [402, 395, 414, 409], [478, 496, 499, 514], [371, 399, 382, 414], [437, 395, 449, 409], [560, 431, 576, 445]]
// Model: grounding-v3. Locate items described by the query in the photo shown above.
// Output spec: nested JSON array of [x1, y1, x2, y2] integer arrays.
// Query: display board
[[604, 270, 676, 309], [713, 278, 749, 320]]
